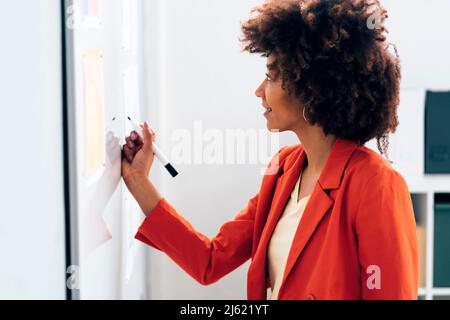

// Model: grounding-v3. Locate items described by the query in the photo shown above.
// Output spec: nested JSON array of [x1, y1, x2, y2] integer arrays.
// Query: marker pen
[[127, 117, 178, 178]]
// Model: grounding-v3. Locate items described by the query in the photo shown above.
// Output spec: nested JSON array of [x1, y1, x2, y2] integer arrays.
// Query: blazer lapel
[[247, 146, 306, 299], [257, 149, 306, 262], [279, 138, 359, 293], [280, 185, 333, 287]]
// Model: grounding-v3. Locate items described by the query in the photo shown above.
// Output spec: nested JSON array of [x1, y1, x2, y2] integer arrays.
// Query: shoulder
[[337, 145, 415, 231], [346, 144, 409, 192]]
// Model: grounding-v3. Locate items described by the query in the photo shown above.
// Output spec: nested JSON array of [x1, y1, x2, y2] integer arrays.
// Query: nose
[[255, 79, 265, 98]]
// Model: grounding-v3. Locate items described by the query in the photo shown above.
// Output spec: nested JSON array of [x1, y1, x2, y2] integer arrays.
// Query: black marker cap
[[165, 163, 179, 178]]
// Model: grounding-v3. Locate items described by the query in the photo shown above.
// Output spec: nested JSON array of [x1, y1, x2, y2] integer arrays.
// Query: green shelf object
[[425, 91, 450, 174], [434, 196, 450, 287]]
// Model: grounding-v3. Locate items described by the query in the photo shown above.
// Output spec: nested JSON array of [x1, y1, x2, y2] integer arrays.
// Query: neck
[[293, 125, 337, 174]]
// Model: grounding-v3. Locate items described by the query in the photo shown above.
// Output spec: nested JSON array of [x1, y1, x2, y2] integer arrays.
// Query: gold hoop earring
[[303, 108, 309, 123]]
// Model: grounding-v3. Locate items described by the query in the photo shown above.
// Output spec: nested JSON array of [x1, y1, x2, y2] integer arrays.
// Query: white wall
[[383, 0, 450, 90], [0, 0, 66, 299]]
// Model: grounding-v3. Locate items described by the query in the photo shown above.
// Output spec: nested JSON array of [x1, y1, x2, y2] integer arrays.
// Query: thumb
[[142, 122, 153, 154], [121, 155, 130, 175]]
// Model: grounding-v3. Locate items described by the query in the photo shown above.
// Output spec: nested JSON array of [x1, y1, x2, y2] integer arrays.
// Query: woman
[[121, 0, 418, 300]]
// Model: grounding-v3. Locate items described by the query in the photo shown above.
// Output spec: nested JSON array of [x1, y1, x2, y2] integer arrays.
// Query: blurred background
[[0, 0, 449, 300]]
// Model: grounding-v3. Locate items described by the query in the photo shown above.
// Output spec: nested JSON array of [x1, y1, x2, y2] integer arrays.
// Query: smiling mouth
[[263, 106, 273, 115]]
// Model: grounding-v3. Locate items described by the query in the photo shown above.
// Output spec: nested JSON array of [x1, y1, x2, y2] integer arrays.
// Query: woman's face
[[255, 55, 304, 132]]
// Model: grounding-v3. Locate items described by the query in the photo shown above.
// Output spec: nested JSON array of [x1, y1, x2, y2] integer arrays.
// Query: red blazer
[[135, 138, 418, 300]]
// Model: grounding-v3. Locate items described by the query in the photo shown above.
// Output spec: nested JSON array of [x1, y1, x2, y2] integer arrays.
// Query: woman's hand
[[122, 122, 156, 190], [121, 122, 163, 217]]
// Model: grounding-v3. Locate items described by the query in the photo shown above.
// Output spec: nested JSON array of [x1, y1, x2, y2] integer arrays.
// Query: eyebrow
[[266, 62, 276, 70]]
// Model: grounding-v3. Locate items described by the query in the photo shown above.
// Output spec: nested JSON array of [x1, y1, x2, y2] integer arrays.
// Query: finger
[[138, 122, 156, 143], [125, 136, 135, 149], [124, 147, 133, 163], [131, 131, 144, 147], [122, 147, 132, 163], [121, 157, 131, 178], [125, 143, 143, 159], [122, 144, 135, 163], [142, 122, 154, 153], [132, 144, 143, 156], [149, 128, 156, 142]]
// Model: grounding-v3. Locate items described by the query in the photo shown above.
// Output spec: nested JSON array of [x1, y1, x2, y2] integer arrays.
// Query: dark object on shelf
[[434, 193, 450, 287], [425, 91, 450, 174]]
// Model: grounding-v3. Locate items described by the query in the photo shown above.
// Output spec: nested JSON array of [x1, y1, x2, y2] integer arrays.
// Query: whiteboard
[[64, 0, 148, 299]]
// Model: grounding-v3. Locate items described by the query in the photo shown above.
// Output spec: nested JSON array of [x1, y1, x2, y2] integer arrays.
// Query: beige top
[[267, 172, 311, 300]]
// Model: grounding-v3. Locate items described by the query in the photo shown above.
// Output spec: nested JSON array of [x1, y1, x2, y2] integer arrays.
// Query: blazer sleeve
[[134, 193, 258, 286], [355, 169, 419, 300]]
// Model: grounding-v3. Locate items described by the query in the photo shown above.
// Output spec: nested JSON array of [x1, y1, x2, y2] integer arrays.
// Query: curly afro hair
[[241, 0, 401, 157]]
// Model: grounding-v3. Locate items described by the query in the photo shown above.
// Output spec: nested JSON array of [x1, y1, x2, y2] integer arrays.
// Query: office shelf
[[433, 295, 450, 300], [432, 288, 450, 295], [411, 193, 427, 289], [433, 195, 450, 288], [403, 185, 450, 301]]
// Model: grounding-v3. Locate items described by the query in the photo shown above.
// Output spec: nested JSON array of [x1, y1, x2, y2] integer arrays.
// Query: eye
[[265, 73, 272, 81]]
